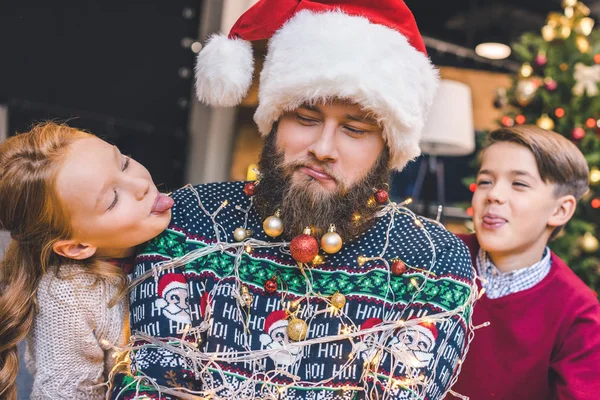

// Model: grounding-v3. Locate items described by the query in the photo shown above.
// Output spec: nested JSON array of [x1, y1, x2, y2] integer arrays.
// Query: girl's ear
[[52, 240, 97, 260], [547, 194, 577, 228]]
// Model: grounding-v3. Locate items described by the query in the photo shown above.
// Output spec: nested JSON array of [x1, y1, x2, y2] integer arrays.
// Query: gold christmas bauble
[[576, 35, 591, 53], [287, 317, 308, 341], [331, 291, 346, 310], [589, 167, 600, 185], [581, 232, 599, 253], [574, 17, 595, 36], [542, 25, 556, 42], [321, 231, 343, 254], [234, 227, 251, 242], [536, 114, 555, 130], [516, 78, 539, 106], [263, 215, 284, 237]]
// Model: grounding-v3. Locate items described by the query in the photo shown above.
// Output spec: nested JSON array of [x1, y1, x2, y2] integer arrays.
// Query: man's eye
[[344, 126, 366, 136], [295, 114, 318, 124], [513, 182, 529, 188]]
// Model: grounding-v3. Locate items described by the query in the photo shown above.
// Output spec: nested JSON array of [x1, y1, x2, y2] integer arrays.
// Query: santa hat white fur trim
[[195, 34, 254, 107], [267, 319, 288, 333], [254, 10, 440, 171]]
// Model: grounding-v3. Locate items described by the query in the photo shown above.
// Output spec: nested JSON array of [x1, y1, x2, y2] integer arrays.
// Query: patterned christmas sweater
[[112, 182, 476, 400]]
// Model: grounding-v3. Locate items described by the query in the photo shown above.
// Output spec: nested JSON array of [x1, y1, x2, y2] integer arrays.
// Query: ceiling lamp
[[475, 42, 511, 60]]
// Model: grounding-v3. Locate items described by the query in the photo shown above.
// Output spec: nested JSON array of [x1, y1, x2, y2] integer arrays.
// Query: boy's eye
[[107, 190, 119, 211]]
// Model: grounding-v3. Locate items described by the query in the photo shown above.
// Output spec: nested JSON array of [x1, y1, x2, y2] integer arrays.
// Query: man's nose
[[308, 121, 338, 162]]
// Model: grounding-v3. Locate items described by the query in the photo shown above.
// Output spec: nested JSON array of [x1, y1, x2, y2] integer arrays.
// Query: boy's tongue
[[151, 193, 174, 214]]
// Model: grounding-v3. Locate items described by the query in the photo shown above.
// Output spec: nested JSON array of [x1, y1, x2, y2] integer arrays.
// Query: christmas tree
[[495, 0, 600, 293]]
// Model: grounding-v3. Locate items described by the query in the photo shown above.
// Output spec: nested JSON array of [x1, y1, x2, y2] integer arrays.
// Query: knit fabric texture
[[27, 265, 127, 399], [113, 182, 475, 400]]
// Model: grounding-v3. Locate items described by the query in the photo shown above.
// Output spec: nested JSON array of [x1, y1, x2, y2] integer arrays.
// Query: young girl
[[0, 122, 174, 399]]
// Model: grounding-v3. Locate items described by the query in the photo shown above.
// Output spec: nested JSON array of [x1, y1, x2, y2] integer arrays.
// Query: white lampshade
[[420, 80, 474, 156]]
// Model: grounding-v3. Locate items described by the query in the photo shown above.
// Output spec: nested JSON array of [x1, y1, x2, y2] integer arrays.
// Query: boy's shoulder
[[547, 254, 599, 305]]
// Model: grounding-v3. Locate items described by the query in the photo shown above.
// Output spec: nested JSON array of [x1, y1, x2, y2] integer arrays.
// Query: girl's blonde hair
[[0, 122, 127, 399]]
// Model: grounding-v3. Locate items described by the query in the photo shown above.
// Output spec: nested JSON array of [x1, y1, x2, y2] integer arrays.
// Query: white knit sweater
[[26, 266, 128, 399]]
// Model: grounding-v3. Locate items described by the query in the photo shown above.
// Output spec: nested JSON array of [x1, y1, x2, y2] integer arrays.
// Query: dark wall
[[0, 0, 203, 191]]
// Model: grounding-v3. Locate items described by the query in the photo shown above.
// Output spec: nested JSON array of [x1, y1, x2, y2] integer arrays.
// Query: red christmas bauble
[[572, 127, 585, 140], [374, 189, 389, 204], [244, 182, 256, 196], [290, 234, 319, 263], [391, 260, 407, 276], [264, 277, 278, 294]]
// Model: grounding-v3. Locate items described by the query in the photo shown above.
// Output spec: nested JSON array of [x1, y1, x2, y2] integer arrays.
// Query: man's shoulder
[[384, 211, 473, 281], [169, 181, 249, 220]]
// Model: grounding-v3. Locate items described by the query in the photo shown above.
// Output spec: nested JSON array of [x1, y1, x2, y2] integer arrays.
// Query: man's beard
[[253, 128, 391, 241]]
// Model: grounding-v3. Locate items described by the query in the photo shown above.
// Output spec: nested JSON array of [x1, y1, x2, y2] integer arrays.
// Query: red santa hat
[[195, 0, 439, 171], [264, 310, 289, 333], [409, 317, 438, 340], [157, 273, 187, 298]]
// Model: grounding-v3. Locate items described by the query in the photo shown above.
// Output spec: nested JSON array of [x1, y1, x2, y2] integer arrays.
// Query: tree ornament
[[555, 108, 565, 118], [541, 24, 556, 42], [320, 224, 343, 254], [240, 285, 253, 307], [234, 227, 253, 242], [516, 78, 540, 106], [374, 188, 389, 204], [536, 114, 555, 130], [574, 17, 595, 36], [572, 126, 586, 140], [535, 52, 547, 67], [595, 54, 600, 64], [263, 209, 284, 238], [573, 63, 600, 97], [544, 77, 557, 91], [501, 116, 514, 127], [290, 227, 319, 263], [589, 167, 600, 185], [519, 63, 534, 78], [331, 291, 347, 310], [243, 181, 257, 196], [575, 35, 591, 53], [287, 316, 308, 341], [581, 232, 599, 253], [391, 259, 407, 276], [264, 275, 278, 294]]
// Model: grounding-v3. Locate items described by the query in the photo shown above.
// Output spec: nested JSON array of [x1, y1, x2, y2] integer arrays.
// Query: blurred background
[[1, 1, 600, 396]]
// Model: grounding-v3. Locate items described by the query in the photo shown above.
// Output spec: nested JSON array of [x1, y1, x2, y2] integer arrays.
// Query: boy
[[450, 125, 600, 399]]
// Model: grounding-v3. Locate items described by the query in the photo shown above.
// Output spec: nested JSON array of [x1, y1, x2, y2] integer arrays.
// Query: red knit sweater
[[448, 234, 600, 400]]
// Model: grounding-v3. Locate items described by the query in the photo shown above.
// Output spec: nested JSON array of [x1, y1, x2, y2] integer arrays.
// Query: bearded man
[[112, 1, 476, 399]]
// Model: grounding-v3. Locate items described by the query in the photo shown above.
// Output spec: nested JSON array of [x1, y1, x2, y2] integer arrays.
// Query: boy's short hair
[[479, 125, 589, 240], [479, 125, 589, 199]]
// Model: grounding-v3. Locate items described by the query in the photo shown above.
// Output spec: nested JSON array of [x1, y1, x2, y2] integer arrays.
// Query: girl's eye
[[122, 156, 131, 171], [107, 190, 119, 211], [476, 180, 491, 186]]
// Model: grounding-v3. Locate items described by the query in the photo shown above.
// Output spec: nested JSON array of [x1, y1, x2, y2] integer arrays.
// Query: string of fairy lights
[[111, 185, 481, 400]]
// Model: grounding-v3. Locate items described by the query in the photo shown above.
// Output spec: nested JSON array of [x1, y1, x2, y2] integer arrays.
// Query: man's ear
[[548, 195, 577, 228], [52, 240, 97, 260]]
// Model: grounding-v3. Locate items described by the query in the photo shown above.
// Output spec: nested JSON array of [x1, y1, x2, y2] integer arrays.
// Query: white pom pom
[[194, 34, 254, 107]]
